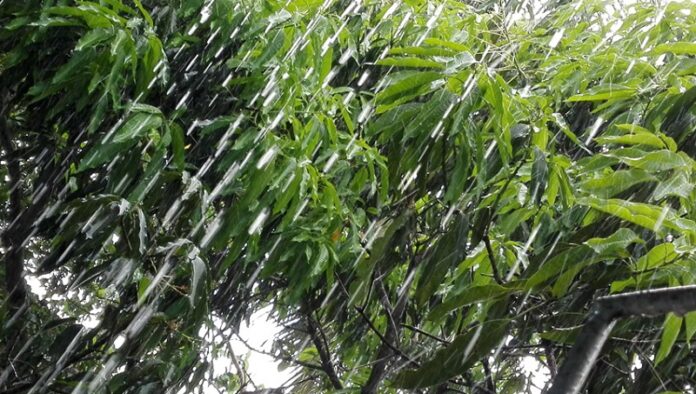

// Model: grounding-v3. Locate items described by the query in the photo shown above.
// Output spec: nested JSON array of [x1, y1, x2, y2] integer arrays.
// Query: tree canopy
[[2, 0, 696, 393]]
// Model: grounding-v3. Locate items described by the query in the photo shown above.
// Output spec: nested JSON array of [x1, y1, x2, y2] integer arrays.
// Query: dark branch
[[305, 312, 343, 390], [483, 234, 504, 285], [549, 285, 696, 394], [0, 114, 26, 317]]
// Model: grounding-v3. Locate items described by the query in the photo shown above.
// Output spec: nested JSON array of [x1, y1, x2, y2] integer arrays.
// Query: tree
[[1, 0, 696, 392]]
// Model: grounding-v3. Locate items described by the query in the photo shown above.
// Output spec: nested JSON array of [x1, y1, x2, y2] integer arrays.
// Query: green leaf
[[78, 140, 131, 172], [415, 214, 469, 305], [567, 88, 635, 102], [526, 245, 595, 290], [422, 37, 469, 52], [255, 30, 285, 67], [392, 320, 509, 388], [635, 243, 677, 272], [170, 123, 186, 171], [578, 169, 655, 198], [655, 313, 682, 365], [444, 142, 470, 203], [375, 57, 445, 69], [685, 311, 696, 345], [653, 42, 696, 56], [651, 171, 693, 201], [76, 28, 115, 51], [595, 133, 666, 149], [530, 147, 548, 205], [113, 113, 162, 143], [578, 197, 696, 237], [428, 284, 517, 321], [585, 228, 641, 256], [547, 228, 641, 296], [127, 147, 166, 203], [539, 327, 580, 344], [552, 113, 587, 151], [388, 46, 456, 57], [350, 213, 411, 306], [609, 150, 692, 172], [375, 71, 442, 107], [132, 0, 154, 27]]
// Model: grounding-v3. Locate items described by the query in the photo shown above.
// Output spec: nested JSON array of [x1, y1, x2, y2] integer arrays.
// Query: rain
[[2, 0, 696, 393]]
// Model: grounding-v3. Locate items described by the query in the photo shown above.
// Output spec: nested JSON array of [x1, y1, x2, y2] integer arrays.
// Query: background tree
[[1, 0, 696, 393]]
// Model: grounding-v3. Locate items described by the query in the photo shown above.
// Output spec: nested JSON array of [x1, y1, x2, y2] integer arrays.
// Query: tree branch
[[0, 114, 26, 317], [361, 269, 416, 394], [483, 234, 503, 285], [305, 312, 343, 390], [400, 323, 450, 344], [548, 285, 696, 394]]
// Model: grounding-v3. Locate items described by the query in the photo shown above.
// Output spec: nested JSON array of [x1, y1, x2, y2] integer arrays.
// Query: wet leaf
[[653, 42, 696, 55], [655, 313, 682, 365], [392, 320, 509, 389], [375, 57, 446, 69]]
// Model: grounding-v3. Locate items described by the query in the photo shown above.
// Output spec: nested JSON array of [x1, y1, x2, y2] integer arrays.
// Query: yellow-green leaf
[[567, 88, 635, 102], [653, 42, 696, 56]]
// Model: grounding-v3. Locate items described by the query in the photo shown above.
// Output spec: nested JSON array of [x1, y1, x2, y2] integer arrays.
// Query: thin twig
[[482, 358, 496, 394], [483, 234, 504, 284], [305, 312, 344, 389], [400, 323, 450, 344]]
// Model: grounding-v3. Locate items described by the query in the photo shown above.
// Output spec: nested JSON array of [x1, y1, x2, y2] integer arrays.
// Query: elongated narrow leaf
[[415, 213, 469, 306], [578, 197, 696, 237], [653, 42, 696, 55], [567, 88, 635, 102], [375, 57, 445, 69], [585, 228, 641, 256], [170, 123, 186, 171], [655, 313, 682, 365], [388, 46, 456, 57], [595, 133, 666, 149], [428, 284, 517, 321], [685, 312, 696, 344], [530, 147, 548, 204], [113, 113, 162, 143], [578, 169, 655, 198], [635, 243, 677, 272], [375, 71, 442, 106], [392, 320, 509, 389]]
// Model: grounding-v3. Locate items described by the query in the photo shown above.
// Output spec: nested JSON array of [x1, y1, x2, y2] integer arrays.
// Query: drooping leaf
[[375, 57, 445, 69], [530, 147, 548, 205], [653, 42, 696, 56], [578, 169, 655, 198], [170, 123, 186, 171], [685, 312, 696, 345], [655, 313, 682, 365], [428, 283, 518, 321], [415, 213, 469, 305], [113, 113, 163, 143], [392, 320, 509, 389], [567, 87, 635, 102]]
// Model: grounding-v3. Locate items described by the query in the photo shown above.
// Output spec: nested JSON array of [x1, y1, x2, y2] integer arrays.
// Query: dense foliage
[[2, 0, 696, 392]]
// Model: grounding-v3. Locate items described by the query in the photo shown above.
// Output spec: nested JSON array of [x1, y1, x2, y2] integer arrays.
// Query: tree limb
[[548, 285, 696, 394], [0, 114, 26, 317], [305, 312, 343, 390], [483, 234, 503, 285], [361, 269, 416, 394]]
